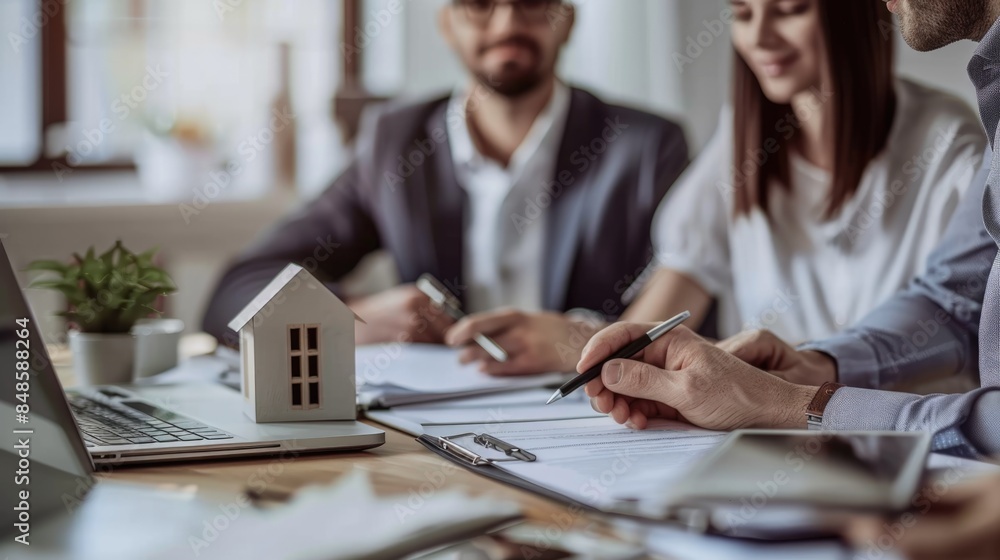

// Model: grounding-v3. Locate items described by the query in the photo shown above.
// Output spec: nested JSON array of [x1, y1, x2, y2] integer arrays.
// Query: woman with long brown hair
[[622, 0, 986, 343], [447, 0, 987, 375]]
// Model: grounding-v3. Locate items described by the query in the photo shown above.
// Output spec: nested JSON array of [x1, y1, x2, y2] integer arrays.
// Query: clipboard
[[417, 430, 827, 539], [416, 432, 605, 516], [420, 432, 537, 465], [416, 431, 723, 536]]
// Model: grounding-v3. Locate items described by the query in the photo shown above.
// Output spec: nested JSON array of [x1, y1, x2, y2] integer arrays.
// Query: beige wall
[[1, 188, 294, 343]]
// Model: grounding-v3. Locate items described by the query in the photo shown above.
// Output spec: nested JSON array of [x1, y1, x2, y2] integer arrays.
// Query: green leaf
[[32, 241, 175, 333], [25, 260, 69, 274], [81, 258, 108, 286], [136, 247, 157, 267], [99, 245, 116, 268]]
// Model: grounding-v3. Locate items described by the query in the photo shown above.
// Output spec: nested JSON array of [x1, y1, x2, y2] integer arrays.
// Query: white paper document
[[425, 416, 726, 512], [365, 388, 605, 435], [356, 343, 568, 407]]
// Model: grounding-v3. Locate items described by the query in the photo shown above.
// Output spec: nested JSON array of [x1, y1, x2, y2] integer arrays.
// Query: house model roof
[[226, 263, 364, 332]]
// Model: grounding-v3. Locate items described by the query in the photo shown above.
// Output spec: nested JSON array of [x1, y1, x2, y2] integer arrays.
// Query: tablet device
[[668, 430, 931, 538]]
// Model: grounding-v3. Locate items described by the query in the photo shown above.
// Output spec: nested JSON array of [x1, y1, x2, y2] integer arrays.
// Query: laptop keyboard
[[69, 395, 234, 447]]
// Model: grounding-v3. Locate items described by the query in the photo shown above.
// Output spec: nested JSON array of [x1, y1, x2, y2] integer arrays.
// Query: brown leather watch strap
[[806, 382, 845, 429]]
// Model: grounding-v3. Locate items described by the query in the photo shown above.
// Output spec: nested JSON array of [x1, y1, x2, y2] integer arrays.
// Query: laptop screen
[[0, 240, 94, 539]]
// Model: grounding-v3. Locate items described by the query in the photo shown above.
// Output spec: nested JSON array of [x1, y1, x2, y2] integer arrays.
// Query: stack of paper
[[72, 471, 521, 560], [356, 343, 568, 408]]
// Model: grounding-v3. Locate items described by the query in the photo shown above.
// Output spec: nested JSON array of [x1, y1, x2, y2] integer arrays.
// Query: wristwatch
[[805, 382, 845, 430]]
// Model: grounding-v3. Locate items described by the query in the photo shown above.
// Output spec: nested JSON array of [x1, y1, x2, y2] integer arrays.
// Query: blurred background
[[0, 0, 981, 342]]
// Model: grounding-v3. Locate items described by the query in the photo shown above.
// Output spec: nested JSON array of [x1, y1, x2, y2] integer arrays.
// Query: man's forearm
[[802, 291, 977, 389], [822, 386, 1000, 458]]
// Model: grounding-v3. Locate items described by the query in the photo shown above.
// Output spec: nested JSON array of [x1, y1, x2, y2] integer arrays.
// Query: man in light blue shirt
[[581, 0, 1000, 460]]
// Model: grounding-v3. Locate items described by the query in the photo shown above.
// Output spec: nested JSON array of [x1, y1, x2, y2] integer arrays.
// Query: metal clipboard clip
[[429, 432, 537, 465]]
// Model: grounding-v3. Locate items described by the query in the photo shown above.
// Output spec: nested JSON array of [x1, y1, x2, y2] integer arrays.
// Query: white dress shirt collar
[[447, 81, 571, 178]]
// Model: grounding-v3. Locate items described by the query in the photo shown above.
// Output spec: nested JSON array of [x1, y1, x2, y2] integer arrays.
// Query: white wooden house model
[[227, 264, 361, 422]]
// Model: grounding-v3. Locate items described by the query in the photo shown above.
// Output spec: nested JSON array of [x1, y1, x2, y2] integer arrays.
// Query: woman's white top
[[652, 78, 987, 343]]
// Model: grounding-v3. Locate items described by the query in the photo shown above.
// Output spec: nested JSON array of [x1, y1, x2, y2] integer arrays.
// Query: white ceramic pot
[[132, 318, 184, 379], [68, 331, 135, 386]]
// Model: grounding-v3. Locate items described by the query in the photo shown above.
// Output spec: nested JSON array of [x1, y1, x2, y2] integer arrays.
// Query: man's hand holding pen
[[348, 284, 455, 345], [445, 310, 603, 376], [581, 322, 817, 431]]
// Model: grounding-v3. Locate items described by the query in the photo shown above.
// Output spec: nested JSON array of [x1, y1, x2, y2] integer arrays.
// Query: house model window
[[288, 324, 321, 409]]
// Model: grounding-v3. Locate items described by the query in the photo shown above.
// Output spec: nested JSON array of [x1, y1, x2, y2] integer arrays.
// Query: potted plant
[[27, 241, 176, 386]]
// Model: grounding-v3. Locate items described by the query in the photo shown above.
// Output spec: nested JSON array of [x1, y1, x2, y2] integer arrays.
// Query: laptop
[[0, 239, 384, 467]]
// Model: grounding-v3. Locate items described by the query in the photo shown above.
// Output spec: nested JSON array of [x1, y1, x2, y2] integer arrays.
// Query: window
[[2, 0, 345, 191], [307, 326, 318, 352], [308, 381, 319, 407], [287, 323, 321, 409], [0, 0, 41, 165]]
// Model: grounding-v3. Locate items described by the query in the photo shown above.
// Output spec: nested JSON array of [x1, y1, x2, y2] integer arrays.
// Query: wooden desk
[[95, 421, 577, 525], [53, 342, 600, 539]]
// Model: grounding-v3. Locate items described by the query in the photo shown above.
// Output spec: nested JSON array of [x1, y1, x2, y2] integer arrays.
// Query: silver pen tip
[[545, 390, 563, 405]]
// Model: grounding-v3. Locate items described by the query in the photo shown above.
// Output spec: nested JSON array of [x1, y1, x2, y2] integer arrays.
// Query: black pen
[[416, 273, 509, 363], [545, 311, 691, 405]]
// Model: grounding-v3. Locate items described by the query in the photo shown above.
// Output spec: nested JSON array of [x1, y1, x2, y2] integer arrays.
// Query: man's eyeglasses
[[453, 0, 565, 26]]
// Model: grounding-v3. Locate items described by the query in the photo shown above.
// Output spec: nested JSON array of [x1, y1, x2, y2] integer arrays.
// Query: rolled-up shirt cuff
[[800, 332, 881, 389]]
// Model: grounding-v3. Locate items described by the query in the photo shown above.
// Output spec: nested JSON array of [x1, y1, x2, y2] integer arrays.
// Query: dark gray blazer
[[202, 87, 688, 343]]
